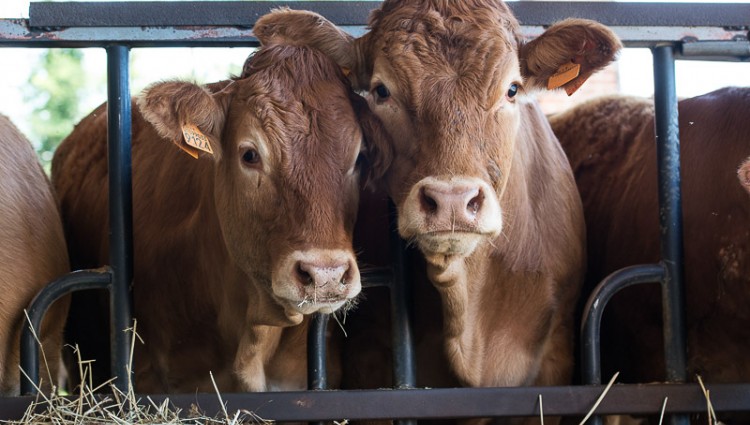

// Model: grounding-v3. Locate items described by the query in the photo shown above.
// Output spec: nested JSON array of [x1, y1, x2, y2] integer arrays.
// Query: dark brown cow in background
[[0, 114, 69, 395], [550, 87, 750, 399], [253, 0, 621, 401], [52, 44, 369, 393]]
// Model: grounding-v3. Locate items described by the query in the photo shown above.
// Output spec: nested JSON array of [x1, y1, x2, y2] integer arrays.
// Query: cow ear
[[137, 80, 233, 160], [519, 19, 622, 95], [252, 8, 371, 90], [351, 93, 393, 191]]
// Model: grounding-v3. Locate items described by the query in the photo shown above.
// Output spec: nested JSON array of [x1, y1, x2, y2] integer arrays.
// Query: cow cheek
[[213, 172, 279, 278]]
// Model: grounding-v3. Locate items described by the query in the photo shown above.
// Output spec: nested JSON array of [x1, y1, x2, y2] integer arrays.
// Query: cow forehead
[[369, 2, 520, 113], [228, 82, 362, 176]]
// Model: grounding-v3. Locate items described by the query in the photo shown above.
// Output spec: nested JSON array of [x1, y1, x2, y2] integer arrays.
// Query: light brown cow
[[0, 114, 69, 395], [52, 44, 369, 393], [551, 87, 750, 404], [252, 0, 621, 397]]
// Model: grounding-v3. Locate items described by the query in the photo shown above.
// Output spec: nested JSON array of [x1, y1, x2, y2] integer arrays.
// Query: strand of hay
[[578, 372, 619, 425]]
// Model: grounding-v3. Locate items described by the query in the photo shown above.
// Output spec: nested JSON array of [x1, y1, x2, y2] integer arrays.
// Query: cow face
[[253, 1, 620, 265], [138, 45, 363, 321]]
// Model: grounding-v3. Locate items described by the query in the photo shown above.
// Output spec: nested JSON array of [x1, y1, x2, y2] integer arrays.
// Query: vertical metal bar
[[307, 313, 329, 391], [307, 313, 329, 425], [388, 201, 417, 425], [652, 44, 689, 425], [106, 44, 135, 393]]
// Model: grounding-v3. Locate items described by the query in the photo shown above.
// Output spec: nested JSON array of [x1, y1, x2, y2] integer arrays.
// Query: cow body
[[252, 0, 620, 402], [0, 114, 69, 395], [550, 87, 750, 391], [52, 44, 365, 393]]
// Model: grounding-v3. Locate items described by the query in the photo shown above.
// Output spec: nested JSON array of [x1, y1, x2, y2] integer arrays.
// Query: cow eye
[[507, 83, 519, 100], [373, 84, 391, 101], [241, 148, 260, 166]]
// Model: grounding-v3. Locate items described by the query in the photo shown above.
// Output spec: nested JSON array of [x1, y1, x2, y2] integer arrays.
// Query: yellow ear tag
[[177, 123, 214, 158], [341, 67, 351, 77], [547, 62, 581, 91]]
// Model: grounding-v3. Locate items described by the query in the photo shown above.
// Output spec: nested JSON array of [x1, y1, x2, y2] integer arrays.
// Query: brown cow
[[52, 44, 369, 393], [550, 87, 750, 398], [0, 114, 69, 395], [252, 0, 621, 399]]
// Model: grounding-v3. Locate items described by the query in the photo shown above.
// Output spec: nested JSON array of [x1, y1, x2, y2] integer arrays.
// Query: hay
[[5, 319, 271, 425]]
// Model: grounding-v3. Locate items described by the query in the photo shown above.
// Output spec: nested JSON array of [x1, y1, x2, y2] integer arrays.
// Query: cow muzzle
[[399, 176, 502, 258], [273, 249, 361, 315]]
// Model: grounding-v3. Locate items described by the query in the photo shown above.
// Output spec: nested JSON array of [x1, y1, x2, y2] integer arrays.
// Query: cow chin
[[416, 232, 485, 263]]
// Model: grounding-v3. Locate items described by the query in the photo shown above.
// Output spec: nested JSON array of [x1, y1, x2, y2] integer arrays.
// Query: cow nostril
[[295, 262, 313, 286], [467, 191, 484, 216], [420, 187, 439, 214]]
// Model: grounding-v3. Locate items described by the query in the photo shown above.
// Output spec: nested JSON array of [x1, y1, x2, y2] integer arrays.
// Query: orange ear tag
[[177, 123, 214, 159], [341, 67, 351, 77], [547, 62, 581, 91]]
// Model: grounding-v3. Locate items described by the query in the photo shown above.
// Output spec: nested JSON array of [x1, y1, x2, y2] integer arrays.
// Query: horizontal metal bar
[[2, 384, 749, 421], [28, 1, 376, 28], [26, 2, 750, 30], [1, 20, 747, 52], [680, 40, 750, 60]]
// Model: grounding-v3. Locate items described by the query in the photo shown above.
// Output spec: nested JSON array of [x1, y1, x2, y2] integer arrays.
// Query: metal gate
[[2, 1, 750, 422]]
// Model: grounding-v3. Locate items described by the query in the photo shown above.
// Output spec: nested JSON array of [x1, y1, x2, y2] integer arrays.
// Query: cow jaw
[[399, 176, 502, 261], [272, 248, 361, 315]]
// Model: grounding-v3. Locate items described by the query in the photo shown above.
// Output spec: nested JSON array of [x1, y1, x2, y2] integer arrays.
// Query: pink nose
[[419, 183, 485, 227], [294, 259, 353, 288]]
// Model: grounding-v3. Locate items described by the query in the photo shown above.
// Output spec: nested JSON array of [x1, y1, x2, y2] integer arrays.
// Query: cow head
[[137, 44, 365, 322], [253, 1, 620, 267]]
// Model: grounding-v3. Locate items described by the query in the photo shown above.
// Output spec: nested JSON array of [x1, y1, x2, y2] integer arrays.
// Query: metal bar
[[26, 2, 750, 29], [653, 44, 689, 425], [388, 201, 416, 390], [652, 45, 688, 385], [580, 264, 666, 386], [388, 201, 417, 425], [106, 44, 135, 393], [20, 270, 112, 395], [1, 20, 748, 54], [307, 313, 329, 425], [4, 383, 750, 421], [307, 313, 329, 391], [29, 1, 376, 28]]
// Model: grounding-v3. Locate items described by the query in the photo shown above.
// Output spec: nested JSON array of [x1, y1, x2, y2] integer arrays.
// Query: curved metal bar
[[580, 264, 665, 386], [20, 269, 112, 395]]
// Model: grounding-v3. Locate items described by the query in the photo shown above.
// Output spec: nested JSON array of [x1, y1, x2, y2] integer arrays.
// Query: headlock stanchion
[[579, 41, 689, 425], [4, 1, 750, 421]]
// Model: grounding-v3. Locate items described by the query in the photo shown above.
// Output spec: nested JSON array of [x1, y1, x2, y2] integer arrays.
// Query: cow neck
[[426, 247, 488, 387]]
